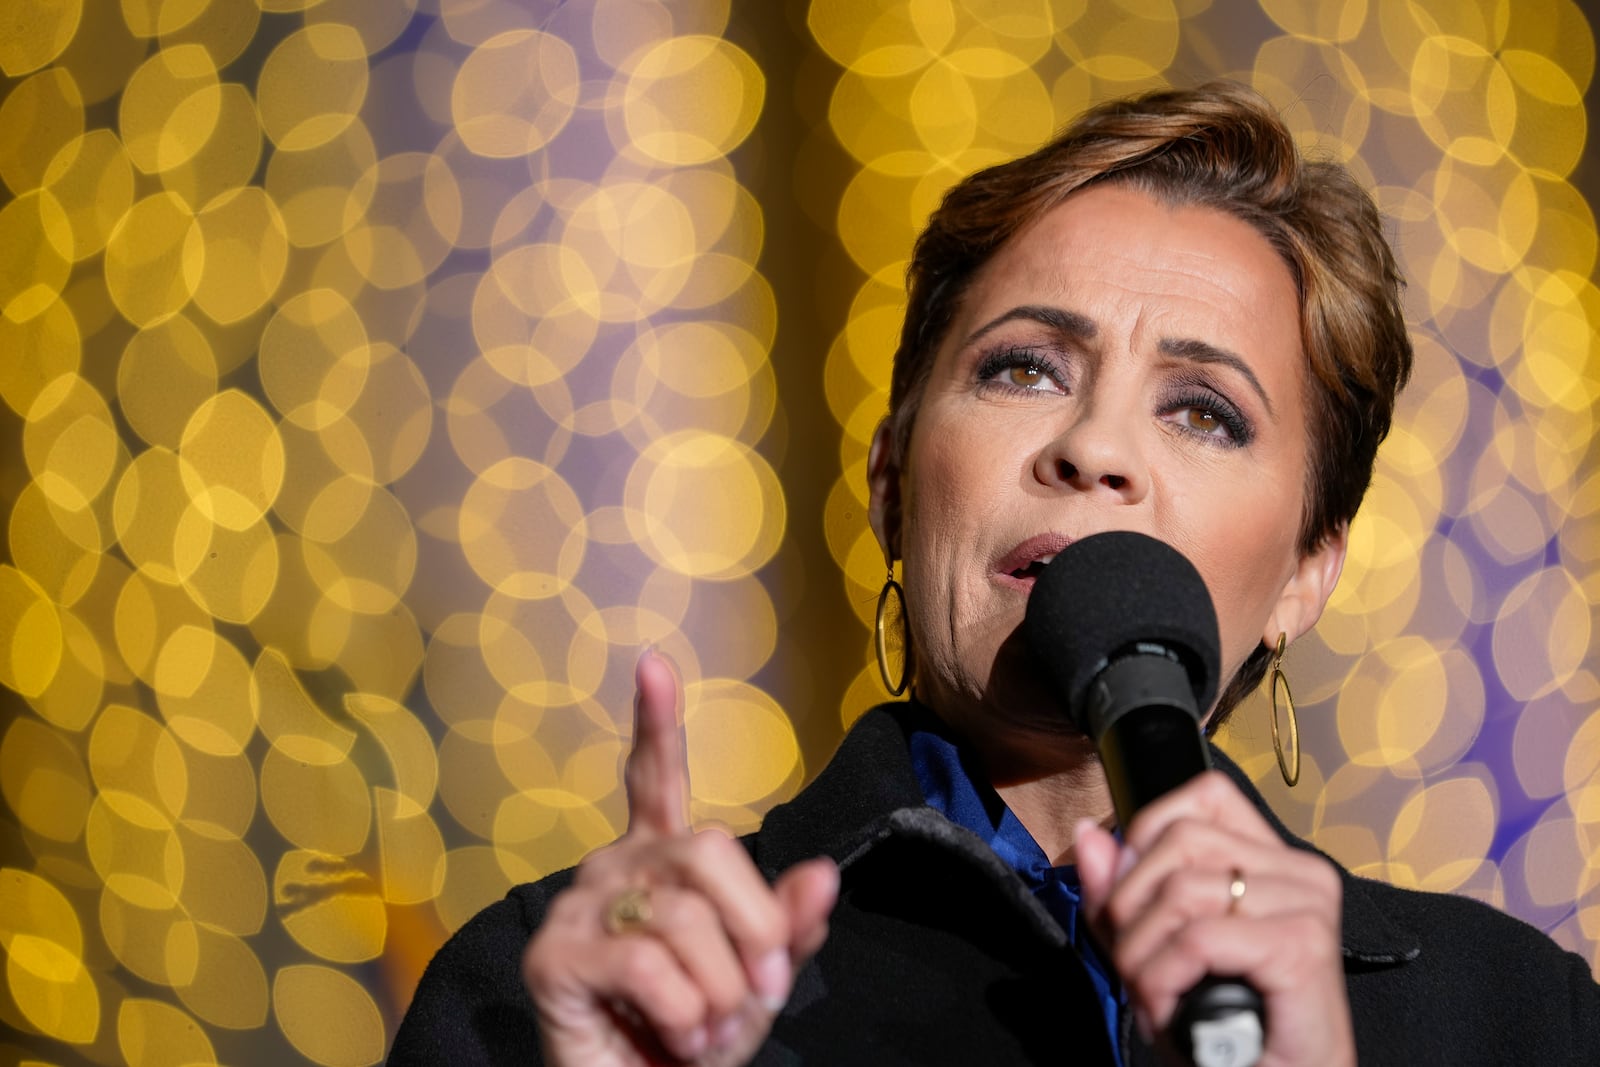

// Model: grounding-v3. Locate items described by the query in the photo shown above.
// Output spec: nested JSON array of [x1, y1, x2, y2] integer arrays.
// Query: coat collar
[[755, 701, 1419, 967]]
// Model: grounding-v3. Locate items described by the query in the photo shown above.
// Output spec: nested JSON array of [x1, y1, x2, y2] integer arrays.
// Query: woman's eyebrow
[[963, 304, 1097, 347], [1159, 336, 1274, 417], [962, 307, 1276, 416]]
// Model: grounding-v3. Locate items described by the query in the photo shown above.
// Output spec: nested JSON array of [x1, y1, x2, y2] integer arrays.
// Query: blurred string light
[[0, 0, 1594, 1064], [1, 0, 788, 1062]]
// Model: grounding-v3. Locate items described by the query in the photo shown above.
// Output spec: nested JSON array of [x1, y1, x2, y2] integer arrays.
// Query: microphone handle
[[1089, 657, 1266, 1067]]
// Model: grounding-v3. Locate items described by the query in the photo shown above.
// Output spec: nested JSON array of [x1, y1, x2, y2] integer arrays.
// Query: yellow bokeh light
[[160, 80, 263, 211], [479, 587, 607, 707], [174, 920, 270, 1029], [114, 566, 213, 686], [0, 192, 72, 322], [0, 295, 80, 418], [273, 964, 386, 1067], [191, 186, 289, 324], [90, 704, 189, 824], [0, 565, 64, 699], [1388, 771, 1498, 892], [1492, 565, 1591, 701], [119, 44, 219, 174], [24, 608, 106, 732], [0, 0, 84, 77], [1, 717, 92, 845], [118, 316, 218, 450], [375, 786, 447, 904], [264, 120, 378, 248], [623, 35, 765, 166], [257, 25, 369, 151], [260, 742, 373, 855], [103, 191, 202, 327], [9, 480, 104, 610], [26, 384, 123, 515], [452, 30, 579, 158], [1259, 0, 1366, 42], [684, 678, 801, 806], [176, 825, 267, 934], [112, 447, 201, 583], [300, 484, 419, 613], [0, 66, 85, 196], [259, 288, 371, 431], [459, 458, 586, 599], [163, 0, 262, 68], [41, 129, 135, 260], [178, 389, 286, 530], [346, 692, 440, 809], [625, 430, 785, 579], [1056, 0, 1180, 82], [153, 625, 258, 757], [253, 646, 357, 766], [85, 790, 184, 910], [275, 849, 387, 963], [342, 151, 462, 291], [7, 933, 100, 1044], [11, 890, 92, 1019], [1501, 48, 1588, 176], [118, 999, 214, 1067]]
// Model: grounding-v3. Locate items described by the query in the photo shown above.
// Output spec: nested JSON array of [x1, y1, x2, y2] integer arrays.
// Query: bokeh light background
[[1, 0, 1596, 1062]]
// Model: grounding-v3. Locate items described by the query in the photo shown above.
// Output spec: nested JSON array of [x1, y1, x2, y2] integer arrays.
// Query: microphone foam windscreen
[[1023, 530, 1222, 725]]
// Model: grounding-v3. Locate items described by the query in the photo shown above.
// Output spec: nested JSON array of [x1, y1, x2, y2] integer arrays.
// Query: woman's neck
[[957, 723, 1117, 866]]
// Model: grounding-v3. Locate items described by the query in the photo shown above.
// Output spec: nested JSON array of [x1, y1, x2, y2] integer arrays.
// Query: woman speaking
[[389, 82, 1600, 1065]]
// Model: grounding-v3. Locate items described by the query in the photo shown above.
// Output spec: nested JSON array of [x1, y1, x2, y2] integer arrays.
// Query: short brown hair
[[888, 81, 1414, 721]]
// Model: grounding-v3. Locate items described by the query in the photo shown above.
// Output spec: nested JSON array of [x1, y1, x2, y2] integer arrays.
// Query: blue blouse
[[909, 722, 1125, 1063]]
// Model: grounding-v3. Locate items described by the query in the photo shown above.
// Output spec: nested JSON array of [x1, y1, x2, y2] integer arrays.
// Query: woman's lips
[[993, 533, 1075, 592]]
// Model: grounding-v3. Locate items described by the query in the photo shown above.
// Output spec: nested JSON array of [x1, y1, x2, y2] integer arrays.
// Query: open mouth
[[1008, 556, 1055, 581], [996, 534, 1071, 589]]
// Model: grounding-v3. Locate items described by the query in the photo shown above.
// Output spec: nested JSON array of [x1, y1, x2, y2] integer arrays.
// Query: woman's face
[[871, 183, 1346, 758]]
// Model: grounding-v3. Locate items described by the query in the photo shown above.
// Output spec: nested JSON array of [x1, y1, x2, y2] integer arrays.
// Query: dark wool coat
[[389, 704, 1600, 1065]]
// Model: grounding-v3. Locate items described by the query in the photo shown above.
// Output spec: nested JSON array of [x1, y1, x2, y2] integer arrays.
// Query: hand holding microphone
[[1024, 532, 1354, 1067]]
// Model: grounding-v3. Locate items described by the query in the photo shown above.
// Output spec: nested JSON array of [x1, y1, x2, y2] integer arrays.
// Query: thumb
[[1075, 818, 1119, 919]]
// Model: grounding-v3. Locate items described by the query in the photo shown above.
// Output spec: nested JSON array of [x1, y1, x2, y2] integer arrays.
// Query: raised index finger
[[624, 648, 690, 837]]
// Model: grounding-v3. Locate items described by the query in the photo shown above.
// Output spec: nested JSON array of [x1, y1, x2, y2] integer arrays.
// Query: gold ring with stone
[[604, 886, 653, 935], [1227, 869, 1247, 914]]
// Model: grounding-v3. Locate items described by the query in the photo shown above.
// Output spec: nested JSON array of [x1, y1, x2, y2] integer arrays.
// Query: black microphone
[[1023, 530, 1265, 1067]]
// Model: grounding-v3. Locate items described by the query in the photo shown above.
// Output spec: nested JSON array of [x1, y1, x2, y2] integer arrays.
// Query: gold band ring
[[1227, 869, 1247, 914], [604, 886, 653, 935]]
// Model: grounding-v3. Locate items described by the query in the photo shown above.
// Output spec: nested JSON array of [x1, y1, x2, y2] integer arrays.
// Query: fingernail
[[712, 1014, 743, 1049], [753, 948, 790, 1010], [1114, 844, 1140, 881], [684, 1024, 709, 1057]]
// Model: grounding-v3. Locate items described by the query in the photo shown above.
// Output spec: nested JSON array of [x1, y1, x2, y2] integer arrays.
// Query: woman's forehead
[[948, 185, 1302, 365]]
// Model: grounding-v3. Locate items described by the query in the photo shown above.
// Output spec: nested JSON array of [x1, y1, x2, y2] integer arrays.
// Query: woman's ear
[[1264, 523, 1348, 647], [867, 418, 901, 562]]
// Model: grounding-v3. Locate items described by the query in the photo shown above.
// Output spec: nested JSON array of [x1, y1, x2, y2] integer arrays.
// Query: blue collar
[[908, 715, 1124, 1063]]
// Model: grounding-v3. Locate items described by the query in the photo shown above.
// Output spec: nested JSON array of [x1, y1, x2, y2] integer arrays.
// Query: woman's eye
[[1008, 364, 1052, 389], [977, 350, 1066, 394], [1182, 406, 1224, 435], [1166, 396, 1251, 446]]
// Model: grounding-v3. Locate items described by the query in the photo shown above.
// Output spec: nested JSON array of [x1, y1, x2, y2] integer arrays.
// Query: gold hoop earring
[[875, 566, 911, 696], [1269, 632, 1300, 787]]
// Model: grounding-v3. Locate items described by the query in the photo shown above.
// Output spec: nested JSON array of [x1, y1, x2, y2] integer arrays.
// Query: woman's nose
[[1032, 403, 1146, 501]]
